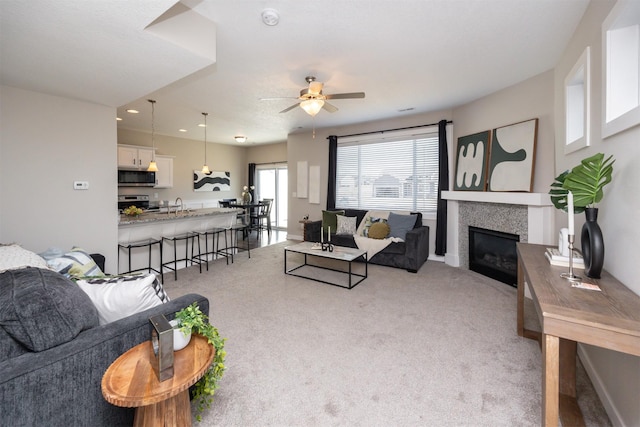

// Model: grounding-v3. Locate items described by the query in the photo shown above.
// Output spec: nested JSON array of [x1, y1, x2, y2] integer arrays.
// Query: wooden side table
[[102, 334, 215, 427], [299, 219, 313, 241]]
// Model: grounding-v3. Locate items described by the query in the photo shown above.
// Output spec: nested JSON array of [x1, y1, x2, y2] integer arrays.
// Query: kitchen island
[[118, 207, 241, 276]]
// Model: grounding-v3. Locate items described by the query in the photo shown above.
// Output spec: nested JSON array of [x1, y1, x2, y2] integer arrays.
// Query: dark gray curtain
[[435, 120, 449, 255], [248, 162, 256, 200], [327, 136, 337, 210]]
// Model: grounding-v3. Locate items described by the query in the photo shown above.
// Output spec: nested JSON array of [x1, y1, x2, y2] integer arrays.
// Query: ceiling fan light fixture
[[300, 99, 324, 117], [234, 135, 247, 143]]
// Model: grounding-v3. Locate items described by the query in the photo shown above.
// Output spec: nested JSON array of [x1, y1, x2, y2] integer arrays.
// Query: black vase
[[581, 208, 604, 279]]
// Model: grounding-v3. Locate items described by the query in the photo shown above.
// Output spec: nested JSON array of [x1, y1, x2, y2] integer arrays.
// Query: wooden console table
[[102, 334, 214, 427], [516, 243, 640, 427]]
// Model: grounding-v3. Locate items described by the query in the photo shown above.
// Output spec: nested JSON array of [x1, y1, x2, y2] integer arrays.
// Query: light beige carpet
[[162, 241, 611, 427]]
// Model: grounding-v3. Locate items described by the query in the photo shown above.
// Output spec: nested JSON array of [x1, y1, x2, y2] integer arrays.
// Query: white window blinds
[[336, 129, 440, 212]]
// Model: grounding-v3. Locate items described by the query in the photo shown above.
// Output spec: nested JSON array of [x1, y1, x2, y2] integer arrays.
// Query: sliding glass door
[[256, 163, 288, 229]]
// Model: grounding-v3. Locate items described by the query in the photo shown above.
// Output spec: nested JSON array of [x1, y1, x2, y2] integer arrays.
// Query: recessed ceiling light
[[198, 123, 206, 128], [126, 109, 139, 114], [235, 136, 247, 143], [116, 117, 122, 121], [178, 129, 187, 132], [261, 8, 279, 26]]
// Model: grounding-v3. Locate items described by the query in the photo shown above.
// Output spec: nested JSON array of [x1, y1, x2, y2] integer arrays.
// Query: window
[[335, 129, 440, 213]]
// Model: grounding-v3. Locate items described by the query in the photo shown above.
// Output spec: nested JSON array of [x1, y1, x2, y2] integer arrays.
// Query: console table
[[516, 243, 640, 427]]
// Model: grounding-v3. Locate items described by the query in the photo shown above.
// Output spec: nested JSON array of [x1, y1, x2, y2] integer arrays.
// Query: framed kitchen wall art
[[454, 130, 491, 191], [193, 170, 230, 192], [487, 118, 538, 192]]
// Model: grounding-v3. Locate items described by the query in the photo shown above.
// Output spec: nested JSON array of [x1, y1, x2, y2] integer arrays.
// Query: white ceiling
[[1, 0, 590, 146]]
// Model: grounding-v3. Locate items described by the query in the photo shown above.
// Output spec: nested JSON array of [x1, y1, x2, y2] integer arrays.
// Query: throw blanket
[[354, 234, 402, 259]]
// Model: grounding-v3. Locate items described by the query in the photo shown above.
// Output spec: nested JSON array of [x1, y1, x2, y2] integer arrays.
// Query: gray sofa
[[0, 263, 208, 426], [304, 209, 429, 272]]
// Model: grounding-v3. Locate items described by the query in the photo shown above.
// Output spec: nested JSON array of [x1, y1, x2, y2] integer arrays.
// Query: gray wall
[[0, 85, 118, 272], [553, 1, 640, 424]]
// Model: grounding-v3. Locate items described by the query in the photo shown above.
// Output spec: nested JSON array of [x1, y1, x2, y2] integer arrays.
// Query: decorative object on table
[[487, 118, 538, 192], [173, 302, 226, 421], [241, 185, 254, 204], [194, 170, 231, 192], [149, 314, 174, 381], [560, 191, 581, 281], [123, 205, 144, 217], [169, 319, 192, 351], [549, 152, 615, 279], [454, 130, 491, 191]]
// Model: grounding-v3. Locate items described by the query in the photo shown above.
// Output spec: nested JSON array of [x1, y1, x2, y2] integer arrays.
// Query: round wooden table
[[102, 334, 215, 427]]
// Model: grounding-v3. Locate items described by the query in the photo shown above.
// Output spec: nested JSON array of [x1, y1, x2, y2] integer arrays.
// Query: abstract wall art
[[454, 130, 491, 191], [193, 170, 231, 192], [487, 118, 538, 192]]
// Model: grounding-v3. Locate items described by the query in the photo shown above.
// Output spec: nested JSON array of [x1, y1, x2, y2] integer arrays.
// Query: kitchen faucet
[[175, 197, 183, 212]]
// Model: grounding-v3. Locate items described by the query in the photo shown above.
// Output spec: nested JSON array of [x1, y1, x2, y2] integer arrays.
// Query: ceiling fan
[[262, 76, 365, 117]]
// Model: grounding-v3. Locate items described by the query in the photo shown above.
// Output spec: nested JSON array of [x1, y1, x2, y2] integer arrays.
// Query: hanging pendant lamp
[[201, 112, 211, 174], [147, 99, 158, 172]]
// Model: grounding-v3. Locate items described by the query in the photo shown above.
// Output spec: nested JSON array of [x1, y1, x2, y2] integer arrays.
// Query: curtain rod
[[331, 120, 452, 139]]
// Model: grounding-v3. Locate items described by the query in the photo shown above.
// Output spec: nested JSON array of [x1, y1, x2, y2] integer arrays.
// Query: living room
[[1, 0, 639, 425]]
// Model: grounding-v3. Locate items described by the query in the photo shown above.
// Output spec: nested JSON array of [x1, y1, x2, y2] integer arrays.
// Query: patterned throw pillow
[[336, 215, 357, 235], [368, 222, 390, 239], [46, 247, 105, 278], [362, 216, 387, 237], [0, 244, 49, 272], [75, 273, 169, 325]]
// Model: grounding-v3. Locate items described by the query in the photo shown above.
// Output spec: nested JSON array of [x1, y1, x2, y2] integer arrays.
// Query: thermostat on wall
[[73, 181, 89, 190]]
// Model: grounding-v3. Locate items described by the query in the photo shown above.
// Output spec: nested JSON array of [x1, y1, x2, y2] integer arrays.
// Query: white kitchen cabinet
[[154, 155, 174, 188], [117, 145, 155, 169]]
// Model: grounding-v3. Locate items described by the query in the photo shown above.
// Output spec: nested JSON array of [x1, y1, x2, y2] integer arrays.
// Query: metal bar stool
[[161, 232, 201, 281], [191, 226, 229, 270], [225, 223, 251, 262], [117, 238, 163, 283]]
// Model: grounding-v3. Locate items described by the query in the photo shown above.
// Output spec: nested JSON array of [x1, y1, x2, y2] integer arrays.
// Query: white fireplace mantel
[[441, 191, 555, 267]]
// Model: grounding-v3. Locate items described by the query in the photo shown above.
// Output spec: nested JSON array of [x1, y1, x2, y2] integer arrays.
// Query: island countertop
[[118, 207, 241, 226]]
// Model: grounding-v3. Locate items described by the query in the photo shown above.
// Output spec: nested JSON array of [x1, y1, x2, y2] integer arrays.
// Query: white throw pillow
[[0, 244, 49, 272], [75, 273, 169, 325], [336, 215, 357, 235]]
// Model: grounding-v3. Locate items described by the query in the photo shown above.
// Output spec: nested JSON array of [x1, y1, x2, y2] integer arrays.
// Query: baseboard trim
[[577, 345, 624, 427]]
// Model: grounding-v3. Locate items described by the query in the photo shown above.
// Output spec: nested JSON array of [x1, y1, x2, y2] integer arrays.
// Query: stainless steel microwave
[[117, 169, 156, 187]]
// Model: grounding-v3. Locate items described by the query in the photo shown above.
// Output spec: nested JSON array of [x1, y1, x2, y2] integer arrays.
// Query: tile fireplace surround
[[441, 191, 555, 268]]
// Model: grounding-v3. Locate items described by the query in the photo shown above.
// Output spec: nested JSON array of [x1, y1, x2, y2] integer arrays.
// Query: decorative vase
[[169, 319, 192, 351], [581, 207, 604, 279], [242, 192, 252, 204]]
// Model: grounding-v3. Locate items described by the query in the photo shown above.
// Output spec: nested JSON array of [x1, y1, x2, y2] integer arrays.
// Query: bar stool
[[225, 222, 251, 262], [191, 225, 229, 270], [117, 238, 163, 283], [161, 232, 202, 281]]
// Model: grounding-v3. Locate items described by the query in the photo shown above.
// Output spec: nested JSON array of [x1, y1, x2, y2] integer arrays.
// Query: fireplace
[[469, 226, 520, 287]]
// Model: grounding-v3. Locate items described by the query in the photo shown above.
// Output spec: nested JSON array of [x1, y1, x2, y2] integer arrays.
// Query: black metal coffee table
[[284, 241, 368, 289]]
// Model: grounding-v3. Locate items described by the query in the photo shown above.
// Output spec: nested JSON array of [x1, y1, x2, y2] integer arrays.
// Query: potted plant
[[174, 303, 227, 421], [549, 152, 615, 278]]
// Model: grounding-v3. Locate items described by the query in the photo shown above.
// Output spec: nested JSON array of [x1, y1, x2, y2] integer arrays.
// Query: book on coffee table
[[545, 247, 584, 268]]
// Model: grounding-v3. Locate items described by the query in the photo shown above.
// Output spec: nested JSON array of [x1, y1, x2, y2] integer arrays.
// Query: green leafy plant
[[549, 153, 615, 213], [174, 303, 226, 422]]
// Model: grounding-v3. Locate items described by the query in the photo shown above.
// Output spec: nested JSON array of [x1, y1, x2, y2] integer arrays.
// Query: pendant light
[[201, 112, 211, 174], [147, 99, 158, 172]]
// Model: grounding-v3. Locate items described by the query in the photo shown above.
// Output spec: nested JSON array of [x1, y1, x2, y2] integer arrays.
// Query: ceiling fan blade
[[279, 103, 300, 113], [260, 96, 298, 101], [309, 81, 323, 95], [324, 92, 365, 100], [322, 102, 338, 113]]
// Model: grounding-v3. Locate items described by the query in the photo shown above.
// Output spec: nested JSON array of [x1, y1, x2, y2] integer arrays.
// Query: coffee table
[[102, 334, 214, 427], [284, 241, 367, 289]]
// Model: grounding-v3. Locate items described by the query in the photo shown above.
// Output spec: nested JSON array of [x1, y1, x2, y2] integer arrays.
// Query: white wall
[[553, 1, 640, 425], [0, 85, 118, 272]]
